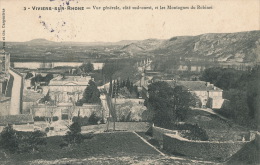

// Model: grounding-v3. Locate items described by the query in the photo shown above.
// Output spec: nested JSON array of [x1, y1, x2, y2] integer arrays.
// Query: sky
[[0, 0, 259, 42]]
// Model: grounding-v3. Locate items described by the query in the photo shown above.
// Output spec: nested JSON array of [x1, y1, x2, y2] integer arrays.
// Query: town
[[0, 31, 259, 164]]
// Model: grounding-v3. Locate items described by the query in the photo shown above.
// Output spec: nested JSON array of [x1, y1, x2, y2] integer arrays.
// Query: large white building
[[48, 75, 93, 104], [176, 81, 224, 109]]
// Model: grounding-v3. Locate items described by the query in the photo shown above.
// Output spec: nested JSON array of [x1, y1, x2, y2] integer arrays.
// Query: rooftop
[[49, 76, 92, 86], [176, 81, 222, 91], [144, 80, 222, 92], [23, 90, 45, 102]]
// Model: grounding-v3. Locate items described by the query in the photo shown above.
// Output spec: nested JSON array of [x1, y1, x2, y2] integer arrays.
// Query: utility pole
[[113, 84, 116, 131], [106, 78, 113, 132]]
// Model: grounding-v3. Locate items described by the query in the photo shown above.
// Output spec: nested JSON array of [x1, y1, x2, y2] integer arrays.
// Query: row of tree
[[109, 78, 139, 98]]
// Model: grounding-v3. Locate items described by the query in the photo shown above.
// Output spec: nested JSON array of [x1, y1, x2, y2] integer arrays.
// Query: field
[[0, 132, 220, 165]]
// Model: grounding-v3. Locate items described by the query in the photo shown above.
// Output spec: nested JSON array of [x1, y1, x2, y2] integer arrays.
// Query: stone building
[[48, 75, 92, 104], [176, 81, 224, 109]]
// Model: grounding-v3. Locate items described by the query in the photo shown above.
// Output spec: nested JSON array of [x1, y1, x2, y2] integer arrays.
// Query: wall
[[9, 68, 23, 115], [32, 104, 103, 120], [152, 126, 178, 141], [163, 133, 248, 161], [0, 98, 10, 116]]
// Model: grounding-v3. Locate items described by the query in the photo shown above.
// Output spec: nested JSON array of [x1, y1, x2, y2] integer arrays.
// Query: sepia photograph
[[0, 0, 259, 164]]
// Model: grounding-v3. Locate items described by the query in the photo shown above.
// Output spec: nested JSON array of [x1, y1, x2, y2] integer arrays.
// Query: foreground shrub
[[17, 130, 47, 153], [0, 124, 19, 153], [72, 116, 89, 126], [0, 125, 47, 154], [64, 122, 83, 145]]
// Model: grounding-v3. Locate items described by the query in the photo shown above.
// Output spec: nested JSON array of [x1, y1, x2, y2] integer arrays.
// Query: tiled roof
[[176, 81, 222, 91], [0, 114, 34, 125]]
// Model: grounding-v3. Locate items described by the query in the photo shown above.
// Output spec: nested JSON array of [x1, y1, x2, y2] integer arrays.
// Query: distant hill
[[120, 39, 163, 53], [26, 38, 56, 45], [153, 31, 260, 62], [119, 31, 260, 62], [4, 30, 260, 63]]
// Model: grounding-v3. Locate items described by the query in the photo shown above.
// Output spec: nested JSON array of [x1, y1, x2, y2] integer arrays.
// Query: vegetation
[[18, 131, 47, 153], [145, 81, 196, 127], [0, 125, 47, 154], [76, 80, 101, 106], [88, 112, 102, 125], [101, 59, 140, 83], [30, 73, 54, 86], [79, 62, 94, 74], [25, 72, 34, 79], [201, 66, 259, 129], [171, 123, 209, 141], [64, 122, 83, 145], [109, 78, 139, 98], [0, 132, 162, 163], [0, 125, 19, 153]]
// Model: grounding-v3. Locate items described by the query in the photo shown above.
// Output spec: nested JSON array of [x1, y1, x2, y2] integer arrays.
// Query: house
[[175, 81, 224, 109], [47, 75, 93, 104]]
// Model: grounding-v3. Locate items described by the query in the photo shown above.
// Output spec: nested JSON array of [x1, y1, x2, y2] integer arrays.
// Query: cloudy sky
[[0, 0, 259, 42]]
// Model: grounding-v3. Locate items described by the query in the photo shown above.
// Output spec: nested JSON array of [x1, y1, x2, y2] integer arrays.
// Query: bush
[[88, 112, 101, 125], [17, 130, 47, 153], [0, 125, 47, 154], [34, 116, 59, 122], [170, 123, 209, 141], [64, 122, 83, 144], [72, 116, 89, 126], [34, 116, 45, 121], [0, 124, 19, 153]]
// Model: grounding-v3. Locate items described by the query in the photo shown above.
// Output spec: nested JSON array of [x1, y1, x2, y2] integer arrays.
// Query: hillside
[[4, 30, 260, 62], [120, 39, 163, 53], [120, 31, 260, 62]]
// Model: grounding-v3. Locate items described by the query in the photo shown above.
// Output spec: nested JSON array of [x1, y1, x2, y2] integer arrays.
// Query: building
[[48, 75, 93, 104], [0, 51, 34, 132], [23, 90, 45, 114], [0, 49, 10, 73], [175, 81, 224, 109]]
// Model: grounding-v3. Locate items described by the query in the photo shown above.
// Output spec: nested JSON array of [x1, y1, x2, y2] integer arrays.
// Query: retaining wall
[[152, 126, 178, 141], [163, 133, 248, 161]]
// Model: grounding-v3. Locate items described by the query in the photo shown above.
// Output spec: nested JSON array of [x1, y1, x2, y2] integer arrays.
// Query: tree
[[64, 122, 83, 144], [45, 73, 54, 83], [80, 62, 94, 74], [146, 81, 175, 127], [0, 124, 19, 153], [25, 72, 34, 79], [173, 86, 196, 121], [145, 82, 196, 127], [81, 80, 101, 104]]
